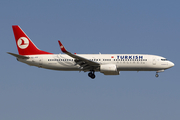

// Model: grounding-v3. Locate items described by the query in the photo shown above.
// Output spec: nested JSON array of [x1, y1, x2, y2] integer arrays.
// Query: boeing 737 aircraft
[[8, 25, 174, 79]]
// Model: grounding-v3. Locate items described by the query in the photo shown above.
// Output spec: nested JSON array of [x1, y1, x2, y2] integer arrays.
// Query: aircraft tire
[[155, 74, 159, 78], [91, 74, 95, 79], [88, 72, 92, 77], [88, 72, 95, 79]]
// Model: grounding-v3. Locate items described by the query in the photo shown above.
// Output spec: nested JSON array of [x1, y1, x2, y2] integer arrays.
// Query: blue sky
[[1, 0, 180, 120]]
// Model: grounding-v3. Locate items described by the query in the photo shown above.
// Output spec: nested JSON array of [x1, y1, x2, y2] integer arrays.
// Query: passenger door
[[152, 58, 156, 65]]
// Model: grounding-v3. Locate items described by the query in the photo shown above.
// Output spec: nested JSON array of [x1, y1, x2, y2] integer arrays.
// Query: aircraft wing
[[7, 52, 29, 59], [58, 41, 100, 70]]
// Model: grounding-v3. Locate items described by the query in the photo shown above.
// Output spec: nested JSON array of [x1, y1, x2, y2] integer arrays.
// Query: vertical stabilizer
[[12, 25, 52, 55]]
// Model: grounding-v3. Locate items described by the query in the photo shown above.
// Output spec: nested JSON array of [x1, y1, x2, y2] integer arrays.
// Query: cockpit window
[[161, 59, 168, 61]]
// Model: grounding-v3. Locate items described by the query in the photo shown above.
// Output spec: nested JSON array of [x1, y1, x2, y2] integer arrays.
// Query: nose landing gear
[[88, 70, 95, 79], [155, 70, 164, 78], [155, 73, 159, 77]]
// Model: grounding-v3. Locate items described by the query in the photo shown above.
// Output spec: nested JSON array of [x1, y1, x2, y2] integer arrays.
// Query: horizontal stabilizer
[[7, 52, 29, 59]]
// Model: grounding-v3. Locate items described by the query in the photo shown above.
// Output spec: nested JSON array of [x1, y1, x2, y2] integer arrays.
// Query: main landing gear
[[88, 70, 95, 79]]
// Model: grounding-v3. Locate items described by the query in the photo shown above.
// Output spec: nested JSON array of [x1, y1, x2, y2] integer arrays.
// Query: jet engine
[[100, 64, 120, 75]]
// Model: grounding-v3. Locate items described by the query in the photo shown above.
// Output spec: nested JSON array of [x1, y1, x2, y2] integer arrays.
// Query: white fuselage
[[10, 25, 174, 78], [17, 54, 174, 72]]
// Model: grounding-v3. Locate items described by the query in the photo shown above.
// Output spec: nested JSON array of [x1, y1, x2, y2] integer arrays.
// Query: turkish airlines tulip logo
[[60, 45, 64, 48], [17, 37, 29, 49]]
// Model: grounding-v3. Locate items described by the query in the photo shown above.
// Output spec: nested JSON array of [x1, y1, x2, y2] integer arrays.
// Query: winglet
[[58, 40, 67, 53]]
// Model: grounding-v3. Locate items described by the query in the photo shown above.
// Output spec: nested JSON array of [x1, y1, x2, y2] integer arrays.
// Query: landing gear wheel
[[88, 71, 96, 79], [88, 72, 92, 77], [91, 74, 95, 79], [155, 74, 159, 78]]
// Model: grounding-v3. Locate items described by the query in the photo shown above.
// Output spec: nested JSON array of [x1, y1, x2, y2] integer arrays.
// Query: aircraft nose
[[169, 61, 175, 68]]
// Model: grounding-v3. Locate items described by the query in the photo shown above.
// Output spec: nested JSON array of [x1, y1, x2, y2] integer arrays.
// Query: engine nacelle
[[100, 64, 120, 75]]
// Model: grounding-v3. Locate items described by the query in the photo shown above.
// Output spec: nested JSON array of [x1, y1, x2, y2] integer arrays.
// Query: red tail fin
[[12, 25, 52, 55]]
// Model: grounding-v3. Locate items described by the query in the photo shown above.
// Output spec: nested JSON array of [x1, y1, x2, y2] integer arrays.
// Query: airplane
[[8, 25, 174, 79]]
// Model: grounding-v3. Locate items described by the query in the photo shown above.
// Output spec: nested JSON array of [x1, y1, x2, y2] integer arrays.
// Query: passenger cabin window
[[103, 59, 111, 61]]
